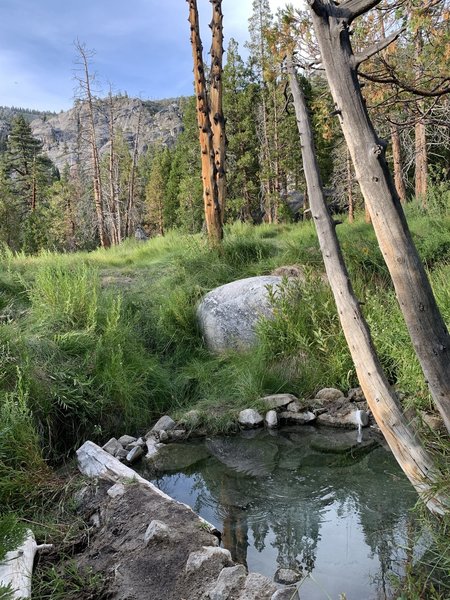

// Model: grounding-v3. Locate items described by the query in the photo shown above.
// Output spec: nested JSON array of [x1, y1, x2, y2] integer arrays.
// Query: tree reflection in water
[[145, 427, 418, 599]]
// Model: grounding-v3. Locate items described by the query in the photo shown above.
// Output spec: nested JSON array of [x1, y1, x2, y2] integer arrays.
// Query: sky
[[0, 0, 294, 112]]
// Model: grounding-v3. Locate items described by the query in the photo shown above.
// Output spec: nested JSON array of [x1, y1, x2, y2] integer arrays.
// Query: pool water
[[137, 426, 419, 600]]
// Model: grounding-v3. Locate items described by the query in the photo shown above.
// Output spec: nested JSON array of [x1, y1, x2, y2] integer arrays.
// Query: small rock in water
[[167, 429, 186, 441], [158, 430, 169, 442], [265, 410, 278, 429], [241, 572, 277, 599], [271, 587, 300, 600], [315, 387, 344, 401], [126, 445, 144, 464], [144, 519, 170, 544], [102, 437, 123, 456], [259, 393, 298, 410], [347, 387, 365, 402], [145, 439, 160, 459], [117, 434, 137, 446], [274, 568, 302, 585], [238, 408, 264, 428]]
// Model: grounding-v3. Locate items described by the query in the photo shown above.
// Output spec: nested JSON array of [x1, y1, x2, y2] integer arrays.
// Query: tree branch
[[352, 28, 404, 68], [338, 0, 382, 23]]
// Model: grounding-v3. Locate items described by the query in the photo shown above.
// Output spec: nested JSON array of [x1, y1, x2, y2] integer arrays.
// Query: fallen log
[[0, 531, 52, 599], [76, 441, 219, 535]]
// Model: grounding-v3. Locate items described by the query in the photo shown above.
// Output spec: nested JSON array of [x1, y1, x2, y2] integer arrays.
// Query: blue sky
[[0, 0, 289, 112]]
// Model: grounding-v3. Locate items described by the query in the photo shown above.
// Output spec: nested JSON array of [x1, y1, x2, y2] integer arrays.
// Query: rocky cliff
[[0, 97, 184, 170]]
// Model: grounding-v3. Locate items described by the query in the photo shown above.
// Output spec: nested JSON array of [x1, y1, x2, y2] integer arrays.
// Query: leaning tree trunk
[[210, 0, 227, 222], [307, 0, 450, 434], [287, 56, 446, 515], [187, 0, 223, 246]]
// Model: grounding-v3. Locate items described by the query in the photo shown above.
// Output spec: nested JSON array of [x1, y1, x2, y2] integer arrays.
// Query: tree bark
[[390, 122, 407, 205], [187, 0, 223, 246], [347, 150, 354, 222], [286, 55, 447, 514], [210, 0, 226, 222], [307, 0, 450, 434], [415, 114, 428, 204]]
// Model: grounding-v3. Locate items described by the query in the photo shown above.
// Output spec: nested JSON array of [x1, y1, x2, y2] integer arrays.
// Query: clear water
[[137, 426, 419, 600]]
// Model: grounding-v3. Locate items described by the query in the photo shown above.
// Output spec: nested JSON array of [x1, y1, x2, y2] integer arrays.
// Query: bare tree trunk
[[390, 123, 407, 205], [75, 41, 109, 248], [347, 150, 354, 222], [415, 113, 428, 205], [210, 0, 226, 222], [187, 0, 223, 246], [108, 91, 119, 245], [286, 55, 447, 514], [307, 0, 450, 434], [126, 102, 142, 238]]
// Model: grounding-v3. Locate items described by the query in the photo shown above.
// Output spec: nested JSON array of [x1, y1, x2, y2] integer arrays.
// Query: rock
[[126, 446, 144, 464], [271, 587, 300, 600], [272, 265, 306, 281], [125, 437, 146, 450], [107, 483, 126, 499], [274, 568, 302, 585], [115, 448, 128, 461], [347, 387, 365, 402], [208, 565, 247, 600], [259, 394, 298, 410], [239, 409, 264, 428], [145, 439, 161, 459], [317, 407, 369, 429], [102, 437, 123, 456], [206, 437, 278, 477], [150, 443, 210, 472], [117, 435, 137, 446], [238, 572, 277, 599], [167, 429, 187, 441], [197, 276, 284, 353], [29, 97, 184, 172], [286, 400, 306, 413], [310, 430, 378, 455], [185, 546, 232, 574], [158, 430, 169, 442], [147, 415, 176, 435], [279, 411, 316, 424], [265, 410, 278, 429], [315, 387, 344, 401], [421, 411, 445, 432], [144, 520, 170, 544]]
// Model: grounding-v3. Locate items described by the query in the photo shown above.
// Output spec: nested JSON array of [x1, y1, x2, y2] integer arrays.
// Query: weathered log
[[76, 441, 218, 534], [0, 531, 52, 599]]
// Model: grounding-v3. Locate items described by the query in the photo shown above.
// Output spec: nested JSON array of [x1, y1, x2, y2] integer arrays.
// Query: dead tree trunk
[[306, 0, 450, 434], [390, 122, 407, 205], [126, 102, 142, 238], [286, 55, 447, 514], [187, 0, 223, 246], [75, 41, 109, 248], [347, 150, 354, 222], [210, 0, 226, 222], [107, 91, 120, 245]]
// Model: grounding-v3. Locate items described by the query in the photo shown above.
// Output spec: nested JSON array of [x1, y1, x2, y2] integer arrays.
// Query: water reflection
[[139, 426, 418, 599]]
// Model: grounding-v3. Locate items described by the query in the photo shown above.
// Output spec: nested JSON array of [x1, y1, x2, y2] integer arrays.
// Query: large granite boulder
[[197, 276, 283, 353]]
